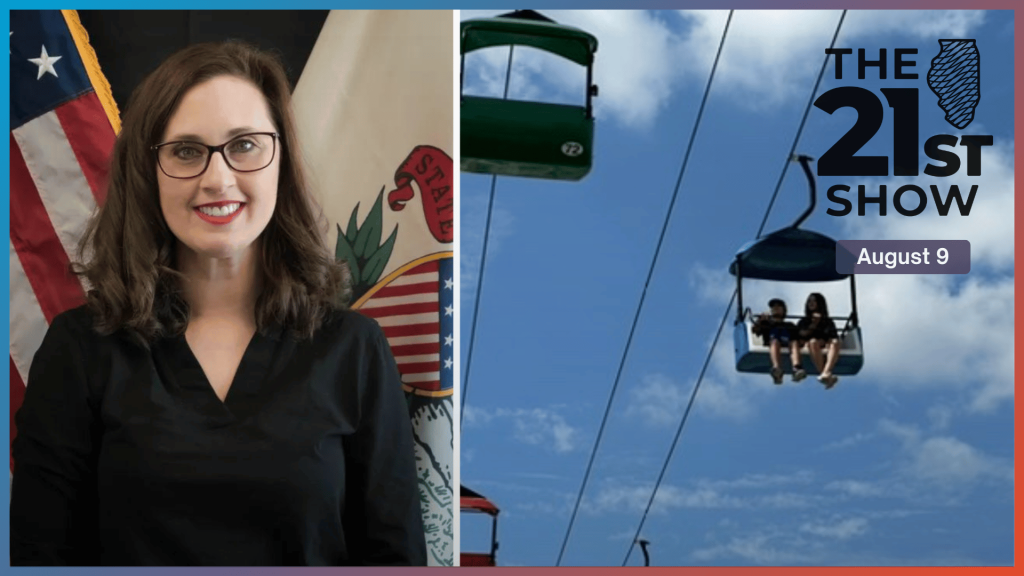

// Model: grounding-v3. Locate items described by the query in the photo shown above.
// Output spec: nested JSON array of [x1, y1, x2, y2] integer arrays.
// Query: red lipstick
[[194, 201, 245, 225]]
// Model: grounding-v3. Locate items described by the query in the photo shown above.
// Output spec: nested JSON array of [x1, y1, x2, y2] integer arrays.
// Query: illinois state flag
[[9, 10, 118, 472], [291, 11, 455, 566]]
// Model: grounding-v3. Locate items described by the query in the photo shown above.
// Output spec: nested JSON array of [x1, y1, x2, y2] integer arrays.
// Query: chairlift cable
[[555, 11, 735, 566], [619, 11, 848, 566], [619, 292, 734, 567], [461, 44, 516, 427], [755, 11, 847, 239]]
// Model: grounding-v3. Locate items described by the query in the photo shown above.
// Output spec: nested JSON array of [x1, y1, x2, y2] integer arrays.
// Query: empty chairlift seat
[[460, 11, 599, 181]]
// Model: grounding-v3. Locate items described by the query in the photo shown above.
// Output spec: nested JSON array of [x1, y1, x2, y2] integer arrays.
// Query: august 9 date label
[[836, 240, 970, 274]]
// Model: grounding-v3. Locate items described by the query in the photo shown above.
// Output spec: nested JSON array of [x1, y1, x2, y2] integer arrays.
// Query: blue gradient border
[[5, 0, 1020, 572]]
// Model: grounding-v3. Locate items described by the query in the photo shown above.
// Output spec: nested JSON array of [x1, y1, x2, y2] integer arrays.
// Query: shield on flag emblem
[[292, 11, 455, 566]]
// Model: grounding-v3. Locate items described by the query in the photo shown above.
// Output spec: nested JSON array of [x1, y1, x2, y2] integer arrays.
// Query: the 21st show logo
[[815, 42, 992, 217]]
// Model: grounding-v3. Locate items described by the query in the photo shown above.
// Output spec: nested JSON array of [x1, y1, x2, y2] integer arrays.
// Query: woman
[[11, 41, 426, 566], [795, 293, 841, 389]]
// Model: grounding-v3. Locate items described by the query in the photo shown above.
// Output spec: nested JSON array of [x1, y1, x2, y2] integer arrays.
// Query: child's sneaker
[[771, 367, 784, 385], [792, 368, 807, 382]]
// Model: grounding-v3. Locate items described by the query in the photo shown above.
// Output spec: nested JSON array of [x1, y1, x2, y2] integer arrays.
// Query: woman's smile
[[194, 201, 246, 225], [157, 75, 279, 260]]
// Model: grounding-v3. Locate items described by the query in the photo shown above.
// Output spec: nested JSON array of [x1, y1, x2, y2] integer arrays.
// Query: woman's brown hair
[[75, 40, 350, 344]]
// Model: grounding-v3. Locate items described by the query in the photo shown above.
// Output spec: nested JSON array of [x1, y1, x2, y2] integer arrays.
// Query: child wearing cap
[[751, 298, 806, 385]]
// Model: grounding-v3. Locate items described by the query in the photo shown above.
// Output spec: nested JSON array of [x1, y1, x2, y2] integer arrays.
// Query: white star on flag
[[29, 44, 61, 80], [444, 277, 453, 290], [443, 357, 453, 370], [444, 334, 453, 347], [444, 304, 453, 317]]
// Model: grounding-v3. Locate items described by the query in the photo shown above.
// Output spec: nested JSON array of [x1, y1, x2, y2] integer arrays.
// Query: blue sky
[[458, 10, 1014, 567]]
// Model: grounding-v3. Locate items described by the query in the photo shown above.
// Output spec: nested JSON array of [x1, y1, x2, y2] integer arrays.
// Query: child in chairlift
[[796, 292, 841, 389], [751, 298, 806, 385]]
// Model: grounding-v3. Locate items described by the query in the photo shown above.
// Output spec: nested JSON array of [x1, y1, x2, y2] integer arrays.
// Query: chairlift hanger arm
[[638, 539, 651, 567], [849, 274, 859, 327], [734, 257, 744, 324], [792, 154, 816, 229]]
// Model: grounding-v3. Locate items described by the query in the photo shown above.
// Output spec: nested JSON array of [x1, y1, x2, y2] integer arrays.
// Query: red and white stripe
[[9, 92, 113, 471], [359, 261, 442, 390]]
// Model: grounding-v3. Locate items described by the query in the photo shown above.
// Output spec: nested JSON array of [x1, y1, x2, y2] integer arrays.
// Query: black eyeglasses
[[152, 132, 280, 179]]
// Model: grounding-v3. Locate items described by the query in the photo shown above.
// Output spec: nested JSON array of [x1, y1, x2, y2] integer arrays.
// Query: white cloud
[[839, 141, 1015, 411], [464, 406, 580, 453], [521, 410, 578, 453], [607, 528, 639, 542], [878, 418, 1014, 491], [841, 10, 986, 39], [843, 135, 1014, 270], [512, 499, 569, 516], [800, 517, 869, 540], [589, 483, 742, 514], [461, 405, 493, 426], [757, 492, 822, 509], [697, 470, 815, 490], [626, 372, 757, 425], [678, 11, 839, 110], [627, 312, 810, 424], [693, 526, 993, 566], [821, 419, 1012, 505], [625, 373, 687, 427], [462, 10, 687, 129], [695, 375, 759, 421], [690, 262, 735, 306], [927, 404, 954, 431], [691, 533, 816, 565], [587, 476, 824, 516], [690, 508, 982, 566], [818, 432, 875, 452], [909, 436, 1013, 486], [676, 10, 986, 110], [877, 418, 922, 445], [462, 11, 987, 128], [824, 479, 887, 498]]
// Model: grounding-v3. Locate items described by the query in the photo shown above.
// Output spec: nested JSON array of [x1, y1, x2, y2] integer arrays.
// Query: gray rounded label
[[561, 142, 584, 157], [836, 240, 971, 274]]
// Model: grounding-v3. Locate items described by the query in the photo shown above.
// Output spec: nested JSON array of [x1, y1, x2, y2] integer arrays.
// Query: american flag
[[9, 10, 117, 472], [358, 258, 454, 394]]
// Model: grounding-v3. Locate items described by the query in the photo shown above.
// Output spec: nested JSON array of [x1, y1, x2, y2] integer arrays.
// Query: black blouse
[[10, 305, 427, 566], [796, 314, 839, 342]]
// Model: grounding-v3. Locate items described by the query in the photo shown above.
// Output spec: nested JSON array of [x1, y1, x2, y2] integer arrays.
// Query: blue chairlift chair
[[729, 155, 863, 377]]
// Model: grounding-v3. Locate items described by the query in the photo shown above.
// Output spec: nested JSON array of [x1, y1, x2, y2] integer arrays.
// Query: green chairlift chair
[[460, 10, 599, 181]]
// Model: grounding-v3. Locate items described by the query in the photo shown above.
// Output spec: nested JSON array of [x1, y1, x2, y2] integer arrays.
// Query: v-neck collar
[[160, 325, 284, 419]]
